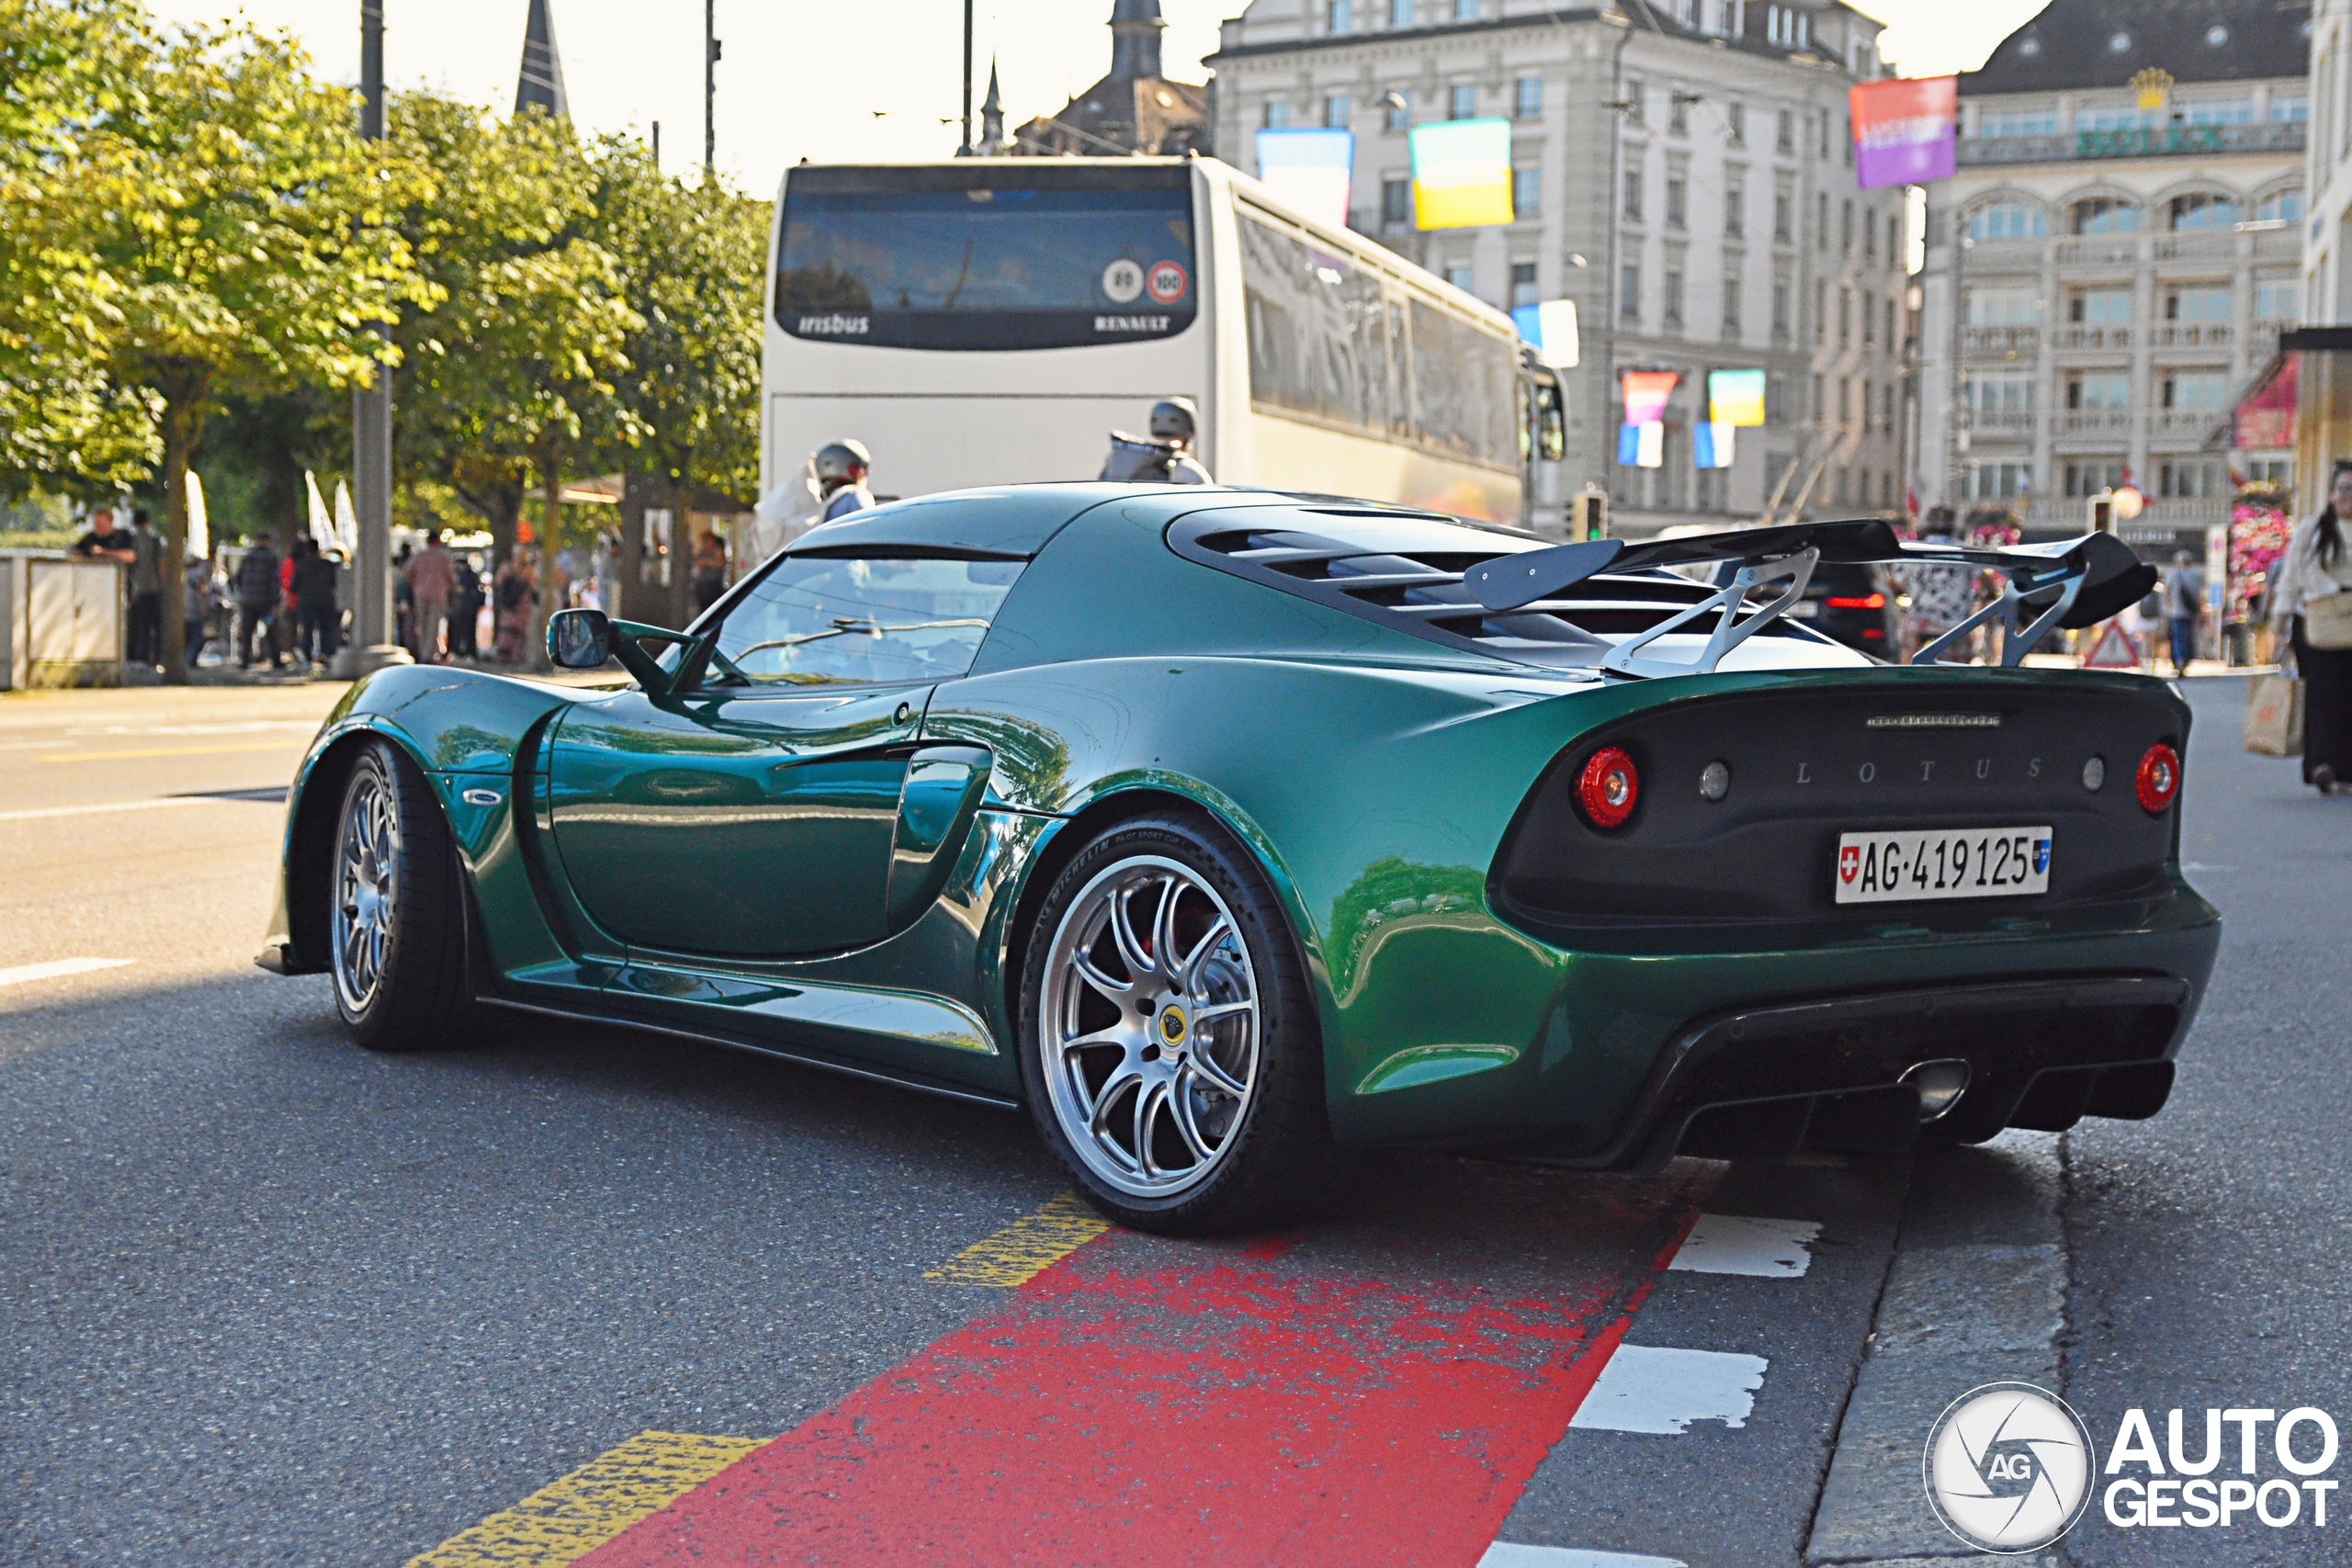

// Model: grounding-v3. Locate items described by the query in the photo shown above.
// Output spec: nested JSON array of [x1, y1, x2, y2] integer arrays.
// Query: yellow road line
[[924, 1190, 1111, 1287], [35, 739, 302, 763], [404, 1429, 764, 1568]]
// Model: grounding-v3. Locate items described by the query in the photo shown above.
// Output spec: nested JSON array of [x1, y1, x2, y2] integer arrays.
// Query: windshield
[[775, 164, 1198, 351], [704, 555, 1023, 687]]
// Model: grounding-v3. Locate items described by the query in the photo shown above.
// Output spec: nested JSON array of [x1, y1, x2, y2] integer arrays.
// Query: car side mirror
[[548, 608, 614, 669]]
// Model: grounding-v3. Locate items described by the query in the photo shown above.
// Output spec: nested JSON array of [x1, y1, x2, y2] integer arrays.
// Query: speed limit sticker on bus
[[1835, 826, 2051, 903], [1147, 261, 1189, 302]]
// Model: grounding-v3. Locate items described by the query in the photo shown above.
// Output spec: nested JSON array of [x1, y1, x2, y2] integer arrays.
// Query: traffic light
[[1572, 485, 1611, 541]]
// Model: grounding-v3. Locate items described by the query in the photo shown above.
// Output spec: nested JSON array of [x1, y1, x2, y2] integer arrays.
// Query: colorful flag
[[1617, 422, 1665, 468], [1849, 76, 1956, 191], [184, 469, 209, 559], [1707, 367, 1768, 428], [1254, 128, 1355, 231], [1510, 299, 1580, 367], [1693, 423, 1736, 469], [1620, 369, 1678, 425], [1408, 118, 1514, 230]]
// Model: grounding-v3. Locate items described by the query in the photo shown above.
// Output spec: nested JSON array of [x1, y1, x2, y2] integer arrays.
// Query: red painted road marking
[[580, 1179, 1709, 1568]]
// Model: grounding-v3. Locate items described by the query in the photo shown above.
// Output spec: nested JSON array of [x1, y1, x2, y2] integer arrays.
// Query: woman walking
[[2269, 458, 2352, 793], [492, 550, 539, 666]]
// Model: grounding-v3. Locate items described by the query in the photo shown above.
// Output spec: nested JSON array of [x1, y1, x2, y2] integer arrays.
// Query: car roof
[[786, 484, 1150, 558]]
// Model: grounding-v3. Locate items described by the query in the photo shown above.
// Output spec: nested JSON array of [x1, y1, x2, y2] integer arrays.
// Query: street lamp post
[[705, 0, 718, 177], [342, 0, 406, 676]]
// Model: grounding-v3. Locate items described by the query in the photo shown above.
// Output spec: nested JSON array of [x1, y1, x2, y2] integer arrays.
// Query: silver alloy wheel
[[1039, 854, 1261, 1200], [332, 767, 399, 1015]]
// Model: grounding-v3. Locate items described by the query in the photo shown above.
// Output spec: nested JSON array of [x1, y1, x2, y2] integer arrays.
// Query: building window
[[2077, 105, 2156, 132], [1861, 290, 1875, 344], [1841, 198, 1853, 252], [1885, 298, 1896, 346], [1724, 177, 1745, 237], [1446, 263, 1476, 293], [2159, 457, 2227, 498], [1766, 4, 1794, 46], [1977, 108, 2060, 137], [1453, 0, 1476, 16], [2183, 98, 2252, 126], [1664, 267, 1684, 328], [1838, 287, 1850, 344], [1623, 168, 1645, 221], [1814, 279, 1826, 342], [2064, 458, 2128, 497], [1865, 208, 1877, 258], [1512, 165, 1541, 217], [1775, 107, 1793, 153], [2069, 288, 2132, 323], [1966, 376, 2036, 412], [1625, 79, 1645, 125], [2256, 189, 2304, 223], [2271, 94, 2310, 123], [1450, 84, 1476, 119], [1968, 287, 2042, 325], [1329, 0, 1354, 33], [1816, 191, 1828, 251], [1773, 189, 1792, 243], [2165, 287, 2230, 321], [1324, 94, 1351, 129], [1968, 463, 2032, 500], [1843, 115, 1853, 166], [1727, 101, 1746, 143], [2070, 197, 2141, 234], [1385, 90, 1411, 131], [1772, 282, 1791, 341], [2163, 370, 2231, 409], [2066, 373, 2132, 411], [1812, 372, 1824, 420], [1723, 276, 1743, 333], [1515, 76, 1542, 118], [1668, 92, 1690, 136], [1265, 100, 1292, 130], [1382, 178, 1412, 224], [1969, 200, 2047, 240], [1666, 176, 1687, 229], [2256, 278, 2299, 320], [1511, 261, 1539, 308], [2169, 192, 2241, 231], [1622, 263, 1641, 319], [2246, 457, 2292, 485], [1390, 0, 1415, 26], [1887, 217, 1900, 263]]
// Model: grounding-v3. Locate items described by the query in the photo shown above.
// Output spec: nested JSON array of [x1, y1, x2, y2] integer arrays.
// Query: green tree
[[79, 17, 432, 679], [0, 0, 159, 495], [382, 94, 638, 570]]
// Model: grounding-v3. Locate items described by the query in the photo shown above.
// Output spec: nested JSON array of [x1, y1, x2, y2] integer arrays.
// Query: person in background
[[492, 550, 538, 665], [449, 551, 483, 660], [233, 533, 282, 670], [406, 528, 457, 663], [392, 543, 414, 655], [293, 536, 340, 667], [2162, 549, 2204, 676], [183, 552, 218, 668], [1898, 506, 1972, 661], [71, 506, 134, 561], [125, 508, 164, 669], [1098, 398, 1213, 484], [2268, 457, 2352, 793], [812, 440, 876, 523], [691, 530, 729, 615]]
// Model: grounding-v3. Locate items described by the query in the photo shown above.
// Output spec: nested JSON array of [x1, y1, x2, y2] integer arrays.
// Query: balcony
[[1959, 121, 2306, 166], [2050, 325, 2132, 350], [1962, 324, 2039, 355], [2144, 323, 2232, 348], [2149, 408, 2229, 441], [1970, 409, 2039, 435], [2054, 411, 2134, 437]]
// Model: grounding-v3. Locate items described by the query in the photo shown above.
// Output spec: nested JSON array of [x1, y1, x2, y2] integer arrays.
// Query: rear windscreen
[[775, 164, 1198, 352]]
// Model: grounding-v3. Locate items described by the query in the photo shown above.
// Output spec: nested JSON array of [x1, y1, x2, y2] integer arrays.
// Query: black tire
[[1016, 810, 1341, 1235], [327, 738, 479, 1052]]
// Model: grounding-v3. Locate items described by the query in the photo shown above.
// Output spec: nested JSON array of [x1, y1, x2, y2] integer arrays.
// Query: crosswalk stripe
[[1479, 1546, 1690, 1568], [1568, 1343, 1769, 1435], [1667, 1213, 1824, 1278], [0, 958, 133, 988], [403, 1430, 763, 1568]]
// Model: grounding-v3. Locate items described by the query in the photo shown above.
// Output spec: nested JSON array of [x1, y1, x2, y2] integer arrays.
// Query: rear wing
[[1464, 520, 2157, 680]]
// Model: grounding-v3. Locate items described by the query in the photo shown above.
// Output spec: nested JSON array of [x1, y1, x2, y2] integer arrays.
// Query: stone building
[[1207, 0, 1907, 537], [1012, 0, 1212, 157], [1914, 0, 2308, 538]]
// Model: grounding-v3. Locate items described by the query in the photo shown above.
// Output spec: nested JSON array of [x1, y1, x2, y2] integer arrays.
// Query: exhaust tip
[[1900, 1058, 1973, 1122]]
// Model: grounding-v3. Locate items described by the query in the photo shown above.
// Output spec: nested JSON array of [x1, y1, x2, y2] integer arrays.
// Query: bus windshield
[[775, 164, 1198, 352]]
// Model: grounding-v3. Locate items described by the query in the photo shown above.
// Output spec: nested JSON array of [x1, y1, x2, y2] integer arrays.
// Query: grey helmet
[[1148, 398, 1198, 443], [813, 439, 873, 483]]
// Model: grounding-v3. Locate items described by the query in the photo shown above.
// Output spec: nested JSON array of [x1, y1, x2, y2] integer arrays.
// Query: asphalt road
[[1, 674, 2343, 1567]]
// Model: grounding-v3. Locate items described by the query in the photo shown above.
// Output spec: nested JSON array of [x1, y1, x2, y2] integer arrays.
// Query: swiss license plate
[[1835, 827, 2052, 904]]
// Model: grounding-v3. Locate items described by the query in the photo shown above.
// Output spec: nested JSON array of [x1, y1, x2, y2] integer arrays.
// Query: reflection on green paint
[[1356, 1043, 1521, 1095]]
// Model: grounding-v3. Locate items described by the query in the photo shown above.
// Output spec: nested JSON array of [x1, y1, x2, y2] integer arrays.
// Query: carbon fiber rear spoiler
[[1464, 519, 2157, 678]]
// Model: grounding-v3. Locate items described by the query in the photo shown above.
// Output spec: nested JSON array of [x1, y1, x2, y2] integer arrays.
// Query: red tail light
[[2134, 742, 2180, 813], [1577, 746, 1640, 829], [1824, 592, 1887, 609]]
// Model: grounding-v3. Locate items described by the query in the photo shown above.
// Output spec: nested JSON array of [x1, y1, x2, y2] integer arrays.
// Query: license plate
[[1835, 827, 2052, 904], [1787, 601, 1820, 618]]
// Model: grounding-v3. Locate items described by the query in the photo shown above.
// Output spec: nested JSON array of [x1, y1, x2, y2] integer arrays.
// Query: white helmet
[[1148, 398, 1198, 443], [813, 439, 872, 482]]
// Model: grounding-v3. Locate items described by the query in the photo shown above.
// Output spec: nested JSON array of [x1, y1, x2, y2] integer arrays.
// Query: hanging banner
[[185, 469, 209, 560], [1408, 118, 1515, 230], [1511, 299, 1580, 367], [1693, 423, 1736, 469], [334, 479, 359, 558], [1617, 422, 1665, 468], [1849, 75, 1957, 191], [303, 470, 337, 551], [1254, 128, 1355, 231], [1708, 367, 1768, 427], [1620, 369, 1678, 425]]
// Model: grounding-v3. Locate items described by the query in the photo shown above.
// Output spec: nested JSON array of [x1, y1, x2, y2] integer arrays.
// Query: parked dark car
[[1791, 560, 1897, 656]]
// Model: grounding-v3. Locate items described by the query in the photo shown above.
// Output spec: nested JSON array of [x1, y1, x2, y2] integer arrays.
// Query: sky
[[141, 0, 2053, 199]]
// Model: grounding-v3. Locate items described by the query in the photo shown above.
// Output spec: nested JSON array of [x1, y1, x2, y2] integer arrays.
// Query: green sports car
[[260, 485, 2218, 1233]]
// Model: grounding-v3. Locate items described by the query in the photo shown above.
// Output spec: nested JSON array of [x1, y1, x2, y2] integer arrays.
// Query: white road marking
[[1667, 1213, 1824, 1279], [1479, 1546, 1688, 1568], [0, 797, 251, 824], [1568, 1345, 1768, 1435], [0, 958, 133, 988]]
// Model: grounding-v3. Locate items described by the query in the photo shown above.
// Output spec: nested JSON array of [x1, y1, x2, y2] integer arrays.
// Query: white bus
[[761, 156, 1561, 525]]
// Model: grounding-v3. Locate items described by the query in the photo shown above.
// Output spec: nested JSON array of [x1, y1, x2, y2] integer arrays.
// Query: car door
[[544, 550, 1022, 960]]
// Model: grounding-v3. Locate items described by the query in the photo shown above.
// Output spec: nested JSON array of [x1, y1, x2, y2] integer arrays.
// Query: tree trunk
[[157, 395, 203, 685], [529, 454, 562, 670]]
